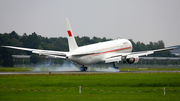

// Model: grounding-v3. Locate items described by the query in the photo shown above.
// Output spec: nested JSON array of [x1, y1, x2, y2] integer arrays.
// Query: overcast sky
[[0, 0, 179, 47]]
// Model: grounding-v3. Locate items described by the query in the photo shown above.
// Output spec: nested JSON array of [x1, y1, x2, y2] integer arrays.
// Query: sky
[[0, 0, 179, 47]]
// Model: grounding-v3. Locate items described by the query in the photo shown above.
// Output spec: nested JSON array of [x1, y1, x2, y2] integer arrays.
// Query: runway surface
[[0, 71, 179, 75]]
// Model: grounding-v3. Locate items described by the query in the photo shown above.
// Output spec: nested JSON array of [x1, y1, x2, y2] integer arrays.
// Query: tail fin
[[65, 18, 78, 52]]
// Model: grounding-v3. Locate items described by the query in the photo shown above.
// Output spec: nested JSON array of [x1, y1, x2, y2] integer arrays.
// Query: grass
[[0, 73, 180, 101], [0, 67, 32, 72]]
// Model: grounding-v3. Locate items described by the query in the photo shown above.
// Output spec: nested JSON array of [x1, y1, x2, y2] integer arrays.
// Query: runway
[[0, 71, 179, 75]]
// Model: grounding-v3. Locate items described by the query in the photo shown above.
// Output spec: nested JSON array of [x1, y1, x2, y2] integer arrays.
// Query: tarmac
[[0, 71, 179, 75]]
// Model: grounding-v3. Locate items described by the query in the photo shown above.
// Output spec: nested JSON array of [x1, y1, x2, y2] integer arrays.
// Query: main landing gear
[[80, 65, 88, 71], [113, 62, 119, 69]]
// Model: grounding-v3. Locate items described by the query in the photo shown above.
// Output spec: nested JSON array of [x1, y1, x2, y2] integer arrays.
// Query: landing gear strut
[[113, 62, 119, 69], [80, 65, 87, 71], [122, 57, 127, 64], [123, 61, 127, 64]]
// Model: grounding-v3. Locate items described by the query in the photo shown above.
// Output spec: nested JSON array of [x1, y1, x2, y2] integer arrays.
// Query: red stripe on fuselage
[[86, 47, 132, 57], [67, 31, 72, 37]]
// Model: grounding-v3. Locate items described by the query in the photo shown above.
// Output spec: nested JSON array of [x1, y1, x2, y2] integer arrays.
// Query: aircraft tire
[[80, 67, 88, 71], [114, 67, 119, 69]]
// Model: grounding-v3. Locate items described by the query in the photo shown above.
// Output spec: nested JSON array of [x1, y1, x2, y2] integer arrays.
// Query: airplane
[[2, 18, 174, 71]]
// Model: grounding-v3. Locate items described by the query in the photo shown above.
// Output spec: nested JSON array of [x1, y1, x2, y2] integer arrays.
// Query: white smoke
[[33, 61, 79, 71], [32, 61, 120, 72], [88, 66, 120, 72], [56, 61, 79, 71]]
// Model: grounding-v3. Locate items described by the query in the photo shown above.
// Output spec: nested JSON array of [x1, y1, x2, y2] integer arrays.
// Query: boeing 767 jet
[[2, 18, 174, 71]]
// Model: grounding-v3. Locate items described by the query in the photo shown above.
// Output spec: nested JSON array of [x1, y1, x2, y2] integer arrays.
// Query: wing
[[105, 47, 175, 63], [2, 46, 68, 59], [126, 47, 175, 58]]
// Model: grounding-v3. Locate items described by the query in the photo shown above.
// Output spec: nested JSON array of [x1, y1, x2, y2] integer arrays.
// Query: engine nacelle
[[126, 56, 139, 64]]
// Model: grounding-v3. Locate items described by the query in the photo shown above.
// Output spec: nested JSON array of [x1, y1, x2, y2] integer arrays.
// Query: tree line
[[0, 31, 173, 67]]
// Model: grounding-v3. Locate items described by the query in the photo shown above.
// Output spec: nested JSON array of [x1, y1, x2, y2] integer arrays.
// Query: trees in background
[[0, 31, 174, 67], [0, 47, 14, 67]]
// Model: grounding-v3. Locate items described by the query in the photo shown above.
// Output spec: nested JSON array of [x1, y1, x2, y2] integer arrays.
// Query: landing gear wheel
[[80, 66, 87, 71], [114, 67, 119, 69], [113, 62, 119, 69], [123, 61, 127, 64]]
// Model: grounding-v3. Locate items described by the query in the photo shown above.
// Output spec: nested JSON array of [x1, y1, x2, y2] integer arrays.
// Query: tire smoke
[[32, 61, 120, 72]]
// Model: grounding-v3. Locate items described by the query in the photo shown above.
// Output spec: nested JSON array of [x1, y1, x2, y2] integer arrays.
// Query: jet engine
[[126, 56, 139, 64]]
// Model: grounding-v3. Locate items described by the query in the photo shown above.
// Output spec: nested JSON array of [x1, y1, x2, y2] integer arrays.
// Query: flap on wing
[[32, 50, 67, 56], [105, 56, 122, 63], [46, 55, 66, 59]]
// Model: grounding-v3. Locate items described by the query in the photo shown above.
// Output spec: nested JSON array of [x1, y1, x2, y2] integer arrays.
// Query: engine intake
[[126, 56, 139, 64]]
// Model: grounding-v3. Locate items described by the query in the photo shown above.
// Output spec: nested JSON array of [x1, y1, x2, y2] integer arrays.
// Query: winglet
[[65, 18, 78, 52]]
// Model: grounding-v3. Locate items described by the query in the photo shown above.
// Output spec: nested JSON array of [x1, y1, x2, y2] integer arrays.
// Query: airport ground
[[0, 66, 180, 101], [0, 65, 180, 72]]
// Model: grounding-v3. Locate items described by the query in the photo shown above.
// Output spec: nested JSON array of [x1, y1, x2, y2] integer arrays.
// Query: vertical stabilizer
[[65, 18, 78, 52]]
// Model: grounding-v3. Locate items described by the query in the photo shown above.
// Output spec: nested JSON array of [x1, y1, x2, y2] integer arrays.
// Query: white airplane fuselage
[[67, 38, 132, 65]]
